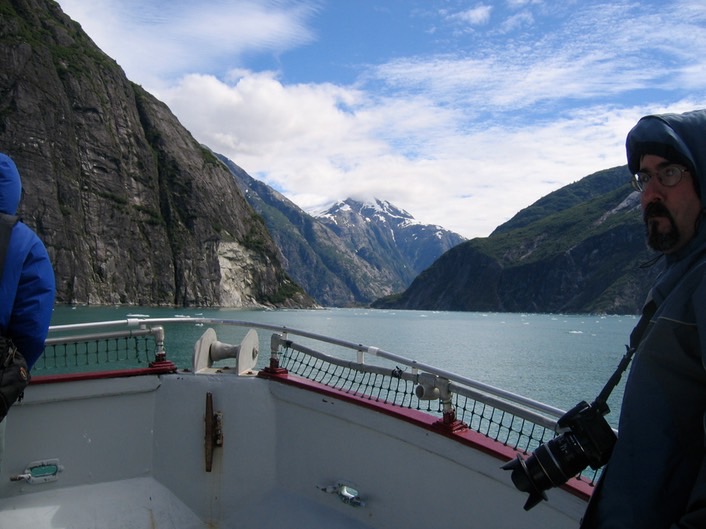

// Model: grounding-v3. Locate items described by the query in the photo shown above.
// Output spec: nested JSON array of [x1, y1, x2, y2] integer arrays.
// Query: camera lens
[[502, 401, 616, 510], [503, 432, 588, 510], [533, 433, 588, 487]]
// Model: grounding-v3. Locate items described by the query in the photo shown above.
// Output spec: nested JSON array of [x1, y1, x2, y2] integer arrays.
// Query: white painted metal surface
[[0, 320, 590, 528]]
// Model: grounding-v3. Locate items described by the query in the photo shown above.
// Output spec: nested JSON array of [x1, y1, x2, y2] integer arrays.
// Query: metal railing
[[36, 321, 165, 374], [36, 317, 601, 484]]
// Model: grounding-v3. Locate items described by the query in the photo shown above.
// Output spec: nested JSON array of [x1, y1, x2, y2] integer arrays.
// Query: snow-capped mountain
[[317, 198, 466, 281], [219, 154, 465, 307]]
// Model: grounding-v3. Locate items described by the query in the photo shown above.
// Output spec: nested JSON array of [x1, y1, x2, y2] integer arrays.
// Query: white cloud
[[499, 10, 535, 32], [506, 0, 544, 7], [59, 0, 318, 84], [447, 5, 493, 26], [56, 0, 706, 239], [160, 69, 668, 236], [146, 0, 706, 238]]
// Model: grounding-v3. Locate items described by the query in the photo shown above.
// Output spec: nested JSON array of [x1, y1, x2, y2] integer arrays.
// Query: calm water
[[49, 306, 638, 426]]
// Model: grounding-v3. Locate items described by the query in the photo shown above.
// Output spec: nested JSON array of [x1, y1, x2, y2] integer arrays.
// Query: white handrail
[[47, 317, 566, 419]]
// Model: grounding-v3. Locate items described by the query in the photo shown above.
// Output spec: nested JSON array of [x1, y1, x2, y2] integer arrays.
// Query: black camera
[[502, 400, 616, 510]]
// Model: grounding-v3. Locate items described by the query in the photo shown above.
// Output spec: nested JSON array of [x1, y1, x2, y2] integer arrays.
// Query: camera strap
[[629, 299, 656, 351]]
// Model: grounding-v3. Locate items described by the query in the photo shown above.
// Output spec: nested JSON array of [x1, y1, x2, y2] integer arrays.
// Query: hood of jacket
[[626, 109, 706, 207], [0, 154, 22, 216], [626, 109, 706, 306]]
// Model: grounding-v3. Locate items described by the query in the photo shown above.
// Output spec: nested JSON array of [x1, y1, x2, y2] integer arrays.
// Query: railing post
[[146, 326, 176, 372], [261, 333, 288, 375], [415, 373, 466, 433], [435, 378, 467, 433]]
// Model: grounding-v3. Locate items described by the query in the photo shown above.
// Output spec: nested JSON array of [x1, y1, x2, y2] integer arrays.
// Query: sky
[[55, 0, 706, 239]]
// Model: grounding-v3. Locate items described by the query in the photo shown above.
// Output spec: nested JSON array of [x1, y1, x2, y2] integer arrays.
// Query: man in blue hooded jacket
[[0, 154, 54, 371], [581, 109, 706, 528], [0, 153, 54, 467]]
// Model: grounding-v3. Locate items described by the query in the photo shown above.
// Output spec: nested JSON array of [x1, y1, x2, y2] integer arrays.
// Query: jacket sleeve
[[8, 237, 55, 369]]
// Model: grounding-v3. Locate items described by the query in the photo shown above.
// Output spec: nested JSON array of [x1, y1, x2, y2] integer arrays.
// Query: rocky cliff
[[0, 0, 312, 308]]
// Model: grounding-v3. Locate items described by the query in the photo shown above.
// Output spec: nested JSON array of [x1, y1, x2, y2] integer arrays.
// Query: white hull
[[0, 318, 591, 528]]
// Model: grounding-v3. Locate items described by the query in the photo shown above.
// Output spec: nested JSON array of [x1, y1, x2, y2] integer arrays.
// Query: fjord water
[[50, 306, 638, 425]]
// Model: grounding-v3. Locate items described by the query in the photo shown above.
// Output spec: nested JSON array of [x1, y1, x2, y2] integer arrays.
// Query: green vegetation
[[0, 1, 117, 76], [242, 213, 271, 254], [96, 190, 128, 206], [494, 166, 631, 234], [200, 146, 220, 166], [481, 183, 636, 265], [133, 204, 164, 226], [265, 277, 305, 305], [376, 167, 652, 314]]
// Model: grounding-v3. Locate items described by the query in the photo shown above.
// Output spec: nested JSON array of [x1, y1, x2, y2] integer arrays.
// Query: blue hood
[[626, 109, 706, 208], [0, 153, 23, 215]]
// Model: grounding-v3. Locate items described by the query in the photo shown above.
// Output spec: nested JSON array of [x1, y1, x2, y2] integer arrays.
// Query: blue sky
[[56, 0, 706, 238]]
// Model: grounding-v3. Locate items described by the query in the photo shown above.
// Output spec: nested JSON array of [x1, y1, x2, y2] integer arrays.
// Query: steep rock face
[[373, 168, 662, 315], [223, 154, 466, 306], [0, 0, 311, 307], [221, 156, 372, 306]]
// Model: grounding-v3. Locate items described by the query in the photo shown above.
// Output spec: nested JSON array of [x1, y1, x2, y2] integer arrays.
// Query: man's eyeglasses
[[631, 164, 689, 192]]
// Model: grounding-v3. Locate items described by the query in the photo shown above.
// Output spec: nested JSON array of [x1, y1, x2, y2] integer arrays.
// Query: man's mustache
[[644, 201, 674, 224]]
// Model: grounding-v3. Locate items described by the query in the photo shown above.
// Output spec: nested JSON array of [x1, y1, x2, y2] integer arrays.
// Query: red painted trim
[[259, 369, 594, 502], [31, 364, 177, 385]]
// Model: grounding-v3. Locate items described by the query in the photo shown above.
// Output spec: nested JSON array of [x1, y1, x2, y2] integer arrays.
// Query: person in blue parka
[[0, 153, 55, 371], [581, 109, 706, 528], [0, 152, 54, 470]]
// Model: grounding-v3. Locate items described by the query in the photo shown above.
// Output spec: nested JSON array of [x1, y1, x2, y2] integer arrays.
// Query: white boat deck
[[0, 367, 588, 529]]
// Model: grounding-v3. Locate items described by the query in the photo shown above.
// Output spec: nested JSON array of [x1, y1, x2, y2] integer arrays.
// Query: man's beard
[[644, 202, 680, 252]]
